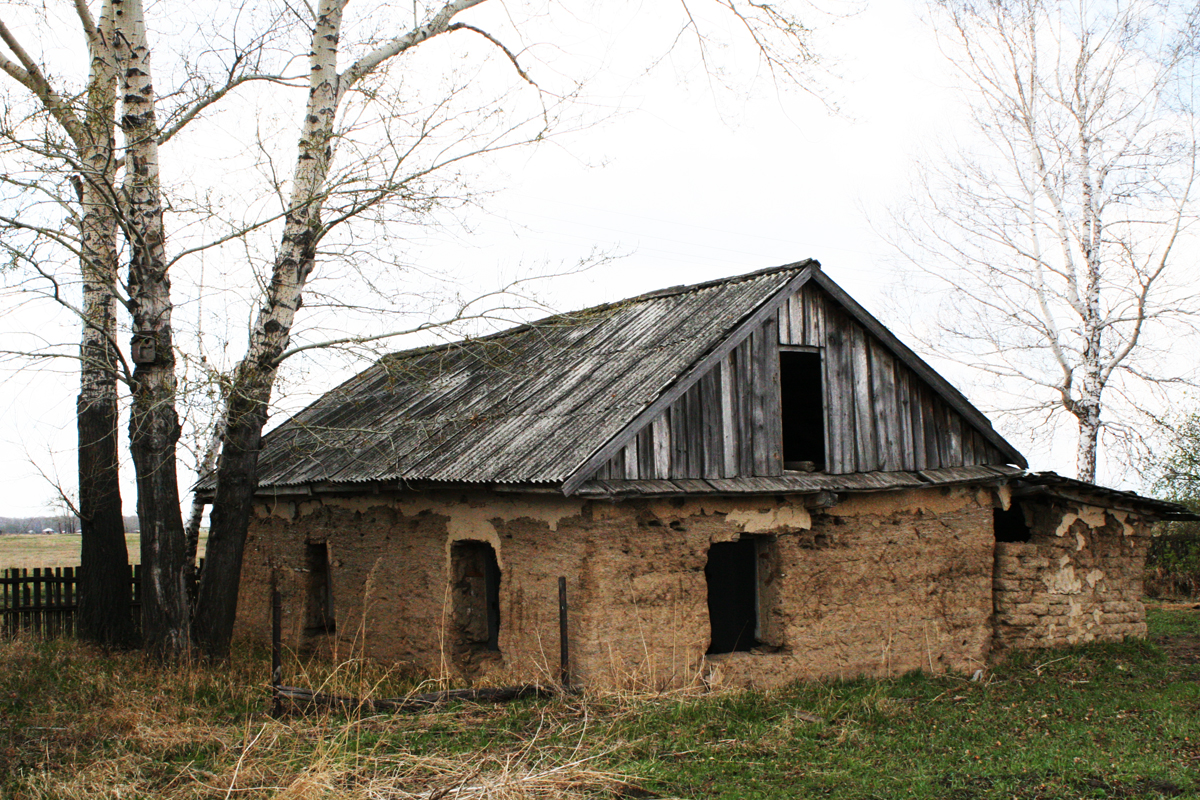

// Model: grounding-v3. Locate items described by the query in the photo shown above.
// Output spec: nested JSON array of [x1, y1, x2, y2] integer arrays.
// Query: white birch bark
[[112, 0, 192, 655], [0, 2, 137, 644], [197, 0, 497, 656], [899, 0, 1200, 481]]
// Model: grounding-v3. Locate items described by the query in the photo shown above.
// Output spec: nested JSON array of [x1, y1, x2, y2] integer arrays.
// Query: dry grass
[[4, 609, 1198, 799], [0, 532, 209, 568], [0, 636, 634, 800]]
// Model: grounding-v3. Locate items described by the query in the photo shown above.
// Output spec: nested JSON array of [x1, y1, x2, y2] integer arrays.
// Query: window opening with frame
[[779, 349, 826, 471]]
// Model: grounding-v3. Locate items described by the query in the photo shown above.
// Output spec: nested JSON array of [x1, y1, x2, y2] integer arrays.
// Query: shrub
[[1145, 530, 1200, 598]]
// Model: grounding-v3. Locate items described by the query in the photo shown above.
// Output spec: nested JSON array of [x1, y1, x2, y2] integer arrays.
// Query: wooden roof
[[240, 260, 1026, 493]]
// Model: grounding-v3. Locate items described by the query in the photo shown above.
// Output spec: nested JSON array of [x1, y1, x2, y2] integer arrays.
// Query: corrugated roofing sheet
[[1013, 472, 1199, 520], [247, 262, 812, 488]]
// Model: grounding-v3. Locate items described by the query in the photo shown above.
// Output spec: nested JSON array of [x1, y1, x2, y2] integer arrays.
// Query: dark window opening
[[706, 538, 760, 654], [994, 505, 1032, 542], [451, 540, 501, 653], [780, 350, 825, 471], [303, 542, 335, 634]]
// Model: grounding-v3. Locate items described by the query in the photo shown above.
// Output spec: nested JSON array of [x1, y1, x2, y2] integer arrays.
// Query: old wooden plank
[[686, 382, 703, 479], [871, 339, 901, 471], [804, 285, 819, 346], [777, 304, 790, 345], [750, 326, 771, 476], [637, 427, 654, 479], [905, 367, 926, 470], [788, 292, 805, 346], [823, 308, 852, 473], [623, 441, 639, 480], [701, 368, 723, 478], [652, 412, 670, 478], [945, 408, 964, 466], [761, 316, 783, 475], [850, 323, 877, 472], [917, 386, 938, 470], [810, 286, 826, 347], [670, 398, 688, 479], [736, 337, 755, 475], [896, 366, 914, 471], [720, 355, 738, 477]]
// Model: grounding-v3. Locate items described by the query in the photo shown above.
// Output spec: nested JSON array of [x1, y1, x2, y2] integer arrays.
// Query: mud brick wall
[[234, 486, 997, 690], [993, 501, 1150, 651]]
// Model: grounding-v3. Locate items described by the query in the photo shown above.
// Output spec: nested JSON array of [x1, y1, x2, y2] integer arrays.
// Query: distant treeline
[[0, 516, 140, 535]]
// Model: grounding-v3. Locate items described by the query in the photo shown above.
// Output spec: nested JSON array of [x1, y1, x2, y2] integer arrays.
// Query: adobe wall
[[992, 500, 1150, 651], [234, 486, 997, 689]]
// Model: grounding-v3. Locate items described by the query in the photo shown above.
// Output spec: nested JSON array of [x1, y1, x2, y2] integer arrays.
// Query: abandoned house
[[218, 260, 1193, 689]]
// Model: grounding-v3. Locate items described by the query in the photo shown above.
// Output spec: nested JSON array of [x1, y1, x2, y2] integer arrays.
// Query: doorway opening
[[303, 541, 335, 635], [994, 505, 1032, 543], [450, 540, 501, 654], [705, 537, 760, 654]]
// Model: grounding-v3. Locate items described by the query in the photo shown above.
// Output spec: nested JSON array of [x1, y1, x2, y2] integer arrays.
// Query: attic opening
[[994, 505, 1032, 543], [705, 537, 761, 654], [779, 349, 826, 471], [303, 542, 335, 635], [451, 540, 501, 654]]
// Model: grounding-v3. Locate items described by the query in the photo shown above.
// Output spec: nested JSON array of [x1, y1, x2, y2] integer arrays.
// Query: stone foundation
[[234, 485, 998, 689], [992, 500, 1149, 650]]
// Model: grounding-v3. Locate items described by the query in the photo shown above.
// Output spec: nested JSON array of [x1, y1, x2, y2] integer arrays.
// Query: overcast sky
[[0, 1, 1133, 517]]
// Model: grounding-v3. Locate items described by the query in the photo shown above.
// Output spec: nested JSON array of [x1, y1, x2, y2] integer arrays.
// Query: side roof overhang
[[1011, 472, 1200, 521]]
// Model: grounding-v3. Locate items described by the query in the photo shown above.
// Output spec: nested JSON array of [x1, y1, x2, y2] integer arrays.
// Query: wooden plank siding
[[595, 283, 1013, 479]]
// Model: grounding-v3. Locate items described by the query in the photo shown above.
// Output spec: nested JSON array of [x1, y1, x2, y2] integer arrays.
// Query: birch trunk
[[193, 0, 342, 657], [75, 0, 136, 648], [184, 413, 223, 590], [115, 0, 191, 655], [194, 0, 488, 657]]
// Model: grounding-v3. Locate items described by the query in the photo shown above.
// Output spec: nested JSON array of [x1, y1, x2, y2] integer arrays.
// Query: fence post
[[21, 569, 31, 634], [271, 572, 283, 718], [558, 576, 570, 691]]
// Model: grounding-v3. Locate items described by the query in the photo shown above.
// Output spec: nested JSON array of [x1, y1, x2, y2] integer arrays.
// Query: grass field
[[0, 532, 208, 569], [1, 603, 1197, 799]]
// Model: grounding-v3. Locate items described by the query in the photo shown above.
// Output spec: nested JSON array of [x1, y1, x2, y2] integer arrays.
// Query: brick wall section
[[235, 486, 998, 690], [992, 501, 1150, 651]]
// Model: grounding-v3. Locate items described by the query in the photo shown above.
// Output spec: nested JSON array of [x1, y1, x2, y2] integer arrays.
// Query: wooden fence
[[0, 564, 202, 638]]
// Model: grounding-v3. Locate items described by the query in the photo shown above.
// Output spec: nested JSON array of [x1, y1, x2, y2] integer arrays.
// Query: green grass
[[1148, 601, 1200, 638], [1, 607, 1198, 799]]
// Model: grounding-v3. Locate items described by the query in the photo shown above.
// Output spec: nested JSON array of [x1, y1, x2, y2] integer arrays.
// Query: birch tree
[[894, 0, 1200, 482], [0, 1, 135, 645], [114, 0, 193, 653], [0, 0, 271, 650]]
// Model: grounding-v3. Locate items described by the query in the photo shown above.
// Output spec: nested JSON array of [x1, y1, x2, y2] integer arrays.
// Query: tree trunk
[[192, 0, 491, 657], [184, 416, 224, 590], [193, 0, 342, 658], [75, 1, 135, 648], [117, 0, 191, 656]]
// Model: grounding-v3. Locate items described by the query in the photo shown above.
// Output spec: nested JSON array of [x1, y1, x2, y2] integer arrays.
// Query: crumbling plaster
[[234, 485, 1005, 690], [993, 500, 1149, 650]]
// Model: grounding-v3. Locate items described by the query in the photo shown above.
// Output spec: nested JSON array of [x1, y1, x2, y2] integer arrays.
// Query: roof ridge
[[378, 258, 819, 365]]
